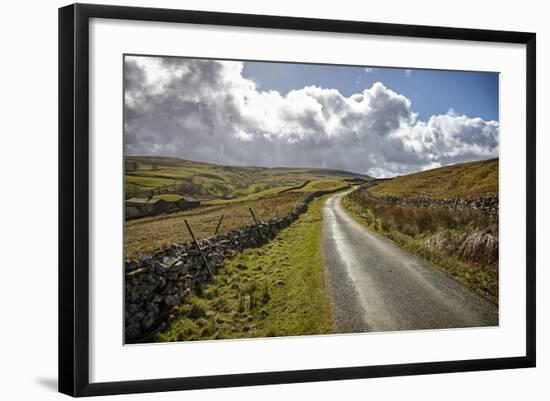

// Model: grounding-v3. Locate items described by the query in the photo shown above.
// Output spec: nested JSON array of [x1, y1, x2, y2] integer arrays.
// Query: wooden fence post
[[249, 208, 264, 240], [214, 214, 224, 235], [184, 219, 214, 278]]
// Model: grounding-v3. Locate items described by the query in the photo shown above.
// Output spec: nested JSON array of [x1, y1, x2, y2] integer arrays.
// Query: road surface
[[322, 191, 498, 333]]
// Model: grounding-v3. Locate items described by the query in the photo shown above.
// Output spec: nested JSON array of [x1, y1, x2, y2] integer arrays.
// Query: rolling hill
[[369, 158, 498, 199], [125, 156, 371, 200]]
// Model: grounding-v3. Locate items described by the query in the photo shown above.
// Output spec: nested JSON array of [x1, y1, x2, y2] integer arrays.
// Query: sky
[[124, 55, 499, 178], [243, 63, 499, 122]]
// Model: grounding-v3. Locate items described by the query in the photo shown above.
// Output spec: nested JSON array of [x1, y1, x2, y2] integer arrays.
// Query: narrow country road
[[322, 190, 498, 333]]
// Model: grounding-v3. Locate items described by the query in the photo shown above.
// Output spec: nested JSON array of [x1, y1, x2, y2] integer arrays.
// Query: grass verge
[[156, 196, 334, 342], [342, 194, 498, 304]]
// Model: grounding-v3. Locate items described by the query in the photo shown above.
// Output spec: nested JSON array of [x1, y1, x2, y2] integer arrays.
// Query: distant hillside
[[125, 156, 370, 200], [369, 158, 498, 199]]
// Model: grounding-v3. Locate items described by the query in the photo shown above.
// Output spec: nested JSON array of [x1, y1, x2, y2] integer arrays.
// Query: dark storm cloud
[[124, 56, 499, 177]]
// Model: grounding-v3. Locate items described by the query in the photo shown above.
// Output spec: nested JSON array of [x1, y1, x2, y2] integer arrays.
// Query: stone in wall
[[360, 189, 499, 217]]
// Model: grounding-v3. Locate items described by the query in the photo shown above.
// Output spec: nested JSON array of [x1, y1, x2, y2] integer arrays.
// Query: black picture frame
[[59, 3, 536, 397]]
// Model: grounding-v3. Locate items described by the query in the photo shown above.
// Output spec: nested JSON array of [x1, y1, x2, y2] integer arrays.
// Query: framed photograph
[[58, 3, 536, 397]]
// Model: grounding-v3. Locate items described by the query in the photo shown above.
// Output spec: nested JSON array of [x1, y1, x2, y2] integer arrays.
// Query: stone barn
[[176, 195, 201, 211], [125, 197, 169, 218]]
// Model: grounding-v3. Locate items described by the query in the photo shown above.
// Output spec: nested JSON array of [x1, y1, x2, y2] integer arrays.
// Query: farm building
[[125, 197, 169, 218], [175, 195, 201, 210]]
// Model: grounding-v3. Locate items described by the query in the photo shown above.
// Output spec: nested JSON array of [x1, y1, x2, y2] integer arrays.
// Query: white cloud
[[404, 69, 413, 77], [124, 56, 499, 177], [364, 67, 376, 74]]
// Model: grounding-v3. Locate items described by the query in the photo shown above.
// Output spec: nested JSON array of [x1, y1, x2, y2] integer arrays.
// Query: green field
[[125, 156, 365, 259], [125, 175, 178, 188], [369, 158, 498, 198], [157, 195, 335, 342], [153, 194, 184, 202], [294, 179, 350, 193], [125, 156, 369, 200], [204, 184, 296, 205]]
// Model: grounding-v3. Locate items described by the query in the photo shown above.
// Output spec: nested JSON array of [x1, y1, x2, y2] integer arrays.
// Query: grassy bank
[[343, 192, 498, 303], [370, 158, 498, 198], [156, 196, 334, 342]]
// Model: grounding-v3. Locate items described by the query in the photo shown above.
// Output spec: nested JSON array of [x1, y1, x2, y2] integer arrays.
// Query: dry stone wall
[[124, 187, 348, 343], [362, 189, 498, 217]]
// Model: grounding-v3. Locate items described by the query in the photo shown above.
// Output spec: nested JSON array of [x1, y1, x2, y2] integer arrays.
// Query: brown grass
[[346, 191, 496, 236], [343, 191, 499, 302], [370, 158, 498, 199], [125, 192, 306, 259], [456, 231, 499, 267]]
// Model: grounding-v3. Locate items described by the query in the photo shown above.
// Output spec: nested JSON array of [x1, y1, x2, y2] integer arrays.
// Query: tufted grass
[[342, 193, 499, 303], [155, 196, 335, 342]]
